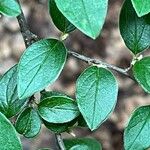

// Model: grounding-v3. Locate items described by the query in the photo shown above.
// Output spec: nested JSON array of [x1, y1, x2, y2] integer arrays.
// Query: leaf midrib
[[80, 0, 94, 37], [19, 42, 58, 98], [91, 68, 100, 129], [128, 111, 150, 150]]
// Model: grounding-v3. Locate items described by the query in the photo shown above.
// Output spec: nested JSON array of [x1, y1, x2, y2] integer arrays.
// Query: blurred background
[[0, 0, 150, 149]]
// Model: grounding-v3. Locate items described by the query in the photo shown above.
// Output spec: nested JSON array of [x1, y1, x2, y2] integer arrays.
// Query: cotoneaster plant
[[0, 0, 150, 149]]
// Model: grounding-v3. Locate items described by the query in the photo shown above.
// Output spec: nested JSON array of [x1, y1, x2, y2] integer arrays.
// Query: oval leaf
[[49, 0, 76, 33], [18, 39, 67, 99], [76, 66, 118, 130], [0, 0, 21, 17], [64, 138, 102, 150], [124, 105, 150, 150], [15, 107, 41, 138], [0, 65, 27, 118], [41, 91, 68, 100], [0, 112, 22, 149], [133, 57, 150, 93], [55, 0, 108, 39], [41, 91, 77, 133], [43, 119, 76, 133], [38, 96, 80, 123], [131, 0, 150, 17], [119, 0, 150, 54]]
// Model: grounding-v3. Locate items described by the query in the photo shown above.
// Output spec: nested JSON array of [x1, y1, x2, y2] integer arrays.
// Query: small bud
[[69, 131, 76, 137]]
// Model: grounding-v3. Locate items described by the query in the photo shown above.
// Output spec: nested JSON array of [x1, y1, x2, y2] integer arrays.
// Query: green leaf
[[15, 107, 41, 138], [0, 65, 27, 118], [41, 91, 68, 100], [41, 92, 78, 133], [43, 118, 76, 133], [0, 0, 21, 17], [38, 96, 80, 123], [18, 39, 67, 99], [64, 138, 102, 150], [119, 0, 150, 55], [131, 0, 150, 17], [55, 0, 108, 39], [0, 112, 22, 150], [124, 105, 150, 150], [49, 0, 76, 33], [133, 57, 150, 93], [76, 66, 118, 130]]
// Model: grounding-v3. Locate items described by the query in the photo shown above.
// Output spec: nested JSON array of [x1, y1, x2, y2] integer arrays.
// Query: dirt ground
[[0, 0, 150, 150]]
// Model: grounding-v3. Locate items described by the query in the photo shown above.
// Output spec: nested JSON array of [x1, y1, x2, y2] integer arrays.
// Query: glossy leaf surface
[[18, 39, 67, 99], [124, 105, 150, 150], [0, 112, 22, 150], [15, 107, 41, 138], [55, 0, 108, 39], [49, 0, 75, 33], [43, 119, 76, 133], [133, 57, 150, 93], [76, 66, 118, 130], [0, 65, 27, 118], [0, 0, 21, 17], [119, 0, 150, 54], [64, 138, 102, 150], [38, 96, 80, 123], [131, 0, 150, 17], [41, 91, 68, 100]]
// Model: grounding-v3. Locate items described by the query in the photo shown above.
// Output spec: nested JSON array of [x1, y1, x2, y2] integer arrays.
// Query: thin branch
[[15, 1, 135, 149], [16, 0, 135, 81], [16, 0, 38, 47], [55, 134, 66, 150], [68, 50, 135, 81]]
